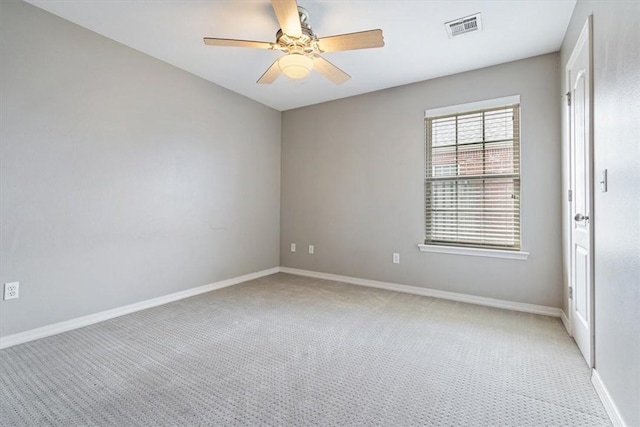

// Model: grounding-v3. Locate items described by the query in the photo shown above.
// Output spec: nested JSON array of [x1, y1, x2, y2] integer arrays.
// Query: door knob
[[574, 213, 589, 222]]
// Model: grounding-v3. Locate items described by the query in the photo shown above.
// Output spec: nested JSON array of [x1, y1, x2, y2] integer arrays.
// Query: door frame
[[565, 15, 595, 368]]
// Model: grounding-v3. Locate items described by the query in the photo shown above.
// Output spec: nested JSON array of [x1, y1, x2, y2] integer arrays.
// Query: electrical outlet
[[290, 243, 296, 252], [308, 245, 314, 254], [393, 253, 400, 264], [4, 282, 19, 300]]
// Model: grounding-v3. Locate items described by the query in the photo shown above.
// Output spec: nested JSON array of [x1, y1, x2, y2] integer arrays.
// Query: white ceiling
[[26, 0, 576, 111]]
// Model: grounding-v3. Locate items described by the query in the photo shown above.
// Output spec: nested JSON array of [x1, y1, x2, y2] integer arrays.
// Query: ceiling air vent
[[445, 13, 482, 38]]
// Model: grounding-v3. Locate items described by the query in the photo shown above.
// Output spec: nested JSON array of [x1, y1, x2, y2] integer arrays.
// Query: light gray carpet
[[1, 273, 609, 426]]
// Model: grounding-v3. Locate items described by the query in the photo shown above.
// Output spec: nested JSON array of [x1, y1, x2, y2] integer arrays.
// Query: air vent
[[445, 13, 482, 38]]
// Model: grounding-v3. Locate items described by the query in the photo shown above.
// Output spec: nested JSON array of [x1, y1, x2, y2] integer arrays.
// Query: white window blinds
[[425, 104, 521, 250]]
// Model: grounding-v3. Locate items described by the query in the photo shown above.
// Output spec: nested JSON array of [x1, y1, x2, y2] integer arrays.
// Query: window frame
[[418, 95, 529, 260]]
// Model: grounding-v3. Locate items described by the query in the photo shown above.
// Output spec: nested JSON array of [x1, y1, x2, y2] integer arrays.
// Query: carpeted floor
[[0, 273, 609, 426]]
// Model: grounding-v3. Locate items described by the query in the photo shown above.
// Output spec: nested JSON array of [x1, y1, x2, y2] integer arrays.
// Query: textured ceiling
[[26, 0, 576, 111]]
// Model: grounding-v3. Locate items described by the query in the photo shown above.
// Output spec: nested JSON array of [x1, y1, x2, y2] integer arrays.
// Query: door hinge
[[566, 91, 571, 106], [569, 286, 573, 299], [568, 189, 572, 202]]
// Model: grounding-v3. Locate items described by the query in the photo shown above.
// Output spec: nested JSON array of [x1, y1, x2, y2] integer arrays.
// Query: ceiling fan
[[203, 0, 385, 84]]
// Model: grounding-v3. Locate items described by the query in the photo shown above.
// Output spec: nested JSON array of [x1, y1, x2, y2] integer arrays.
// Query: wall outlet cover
[[4, 282, 19, 300], [290, 243, 296, 252], [393, 253, 400, 264], [308, 245, 314, 254]]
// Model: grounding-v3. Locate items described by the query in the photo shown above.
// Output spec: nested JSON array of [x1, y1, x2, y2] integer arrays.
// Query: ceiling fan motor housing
[[275, 7, 319, 55]]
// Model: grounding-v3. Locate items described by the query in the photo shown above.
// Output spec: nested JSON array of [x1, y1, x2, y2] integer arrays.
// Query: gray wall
[[0, 1, 281, 338], [560, 1, 640, 425], [281, 53, 562, 308]]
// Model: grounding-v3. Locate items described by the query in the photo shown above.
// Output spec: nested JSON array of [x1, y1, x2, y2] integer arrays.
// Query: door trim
[[565, 15, 595, 368]]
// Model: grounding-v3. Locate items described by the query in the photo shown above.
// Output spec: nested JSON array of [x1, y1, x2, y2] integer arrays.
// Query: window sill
[[417, 244, 529, 260]]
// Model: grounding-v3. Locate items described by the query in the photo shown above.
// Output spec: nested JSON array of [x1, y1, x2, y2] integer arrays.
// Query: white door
[[567, 17, 593, 367]]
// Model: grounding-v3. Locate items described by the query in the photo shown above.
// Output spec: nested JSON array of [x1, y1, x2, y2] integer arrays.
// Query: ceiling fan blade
[[257, 59, 282, 84], [317, 29, 385, 53], [203, 38, 274, 49], [313, 56, 350, 85], [271, 0, 302, 38]]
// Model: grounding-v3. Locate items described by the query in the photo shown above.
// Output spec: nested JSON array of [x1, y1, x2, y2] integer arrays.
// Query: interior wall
[[281, 53, 562, 308], [560, 1, 640, 425], [0, 1, 281, 338]]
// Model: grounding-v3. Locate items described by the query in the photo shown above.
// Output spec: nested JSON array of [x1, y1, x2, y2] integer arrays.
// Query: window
[[424, 98, 521, 251]]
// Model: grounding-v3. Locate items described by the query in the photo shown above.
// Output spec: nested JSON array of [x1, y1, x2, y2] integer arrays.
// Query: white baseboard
[[0, 265, 563, 350], [0, 267, 279, 350], [560, 310, 571, 335], [592, 369, 626, 427], [279, 267, 561, 317]]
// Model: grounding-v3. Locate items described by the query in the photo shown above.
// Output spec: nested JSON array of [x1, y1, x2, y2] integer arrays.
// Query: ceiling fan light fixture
[[203, 0, 384, 84], [278, 53, 313, 79]]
